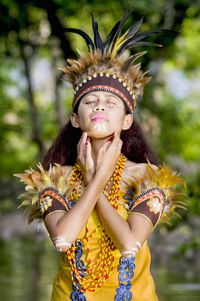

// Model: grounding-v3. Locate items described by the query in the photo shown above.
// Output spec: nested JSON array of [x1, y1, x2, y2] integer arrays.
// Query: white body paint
[[93, 122, 107, 132]]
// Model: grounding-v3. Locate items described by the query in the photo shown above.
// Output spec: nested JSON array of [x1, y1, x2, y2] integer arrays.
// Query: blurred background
[[0, 0, 200, 300]]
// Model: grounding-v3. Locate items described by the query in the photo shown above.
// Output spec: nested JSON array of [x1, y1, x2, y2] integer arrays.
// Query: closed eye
[[106, 100, 117, 106], [85, 100, 96, 104]]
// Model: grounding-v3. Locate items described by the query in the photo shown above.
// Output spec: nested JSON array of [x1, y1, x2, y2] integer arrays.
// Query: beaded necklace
[[66, 153, 126, 292]]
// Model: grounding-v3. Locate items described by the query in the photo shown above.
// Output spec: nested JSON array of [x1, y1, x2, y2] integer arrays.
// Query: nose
[[93, 103, 105, 112]]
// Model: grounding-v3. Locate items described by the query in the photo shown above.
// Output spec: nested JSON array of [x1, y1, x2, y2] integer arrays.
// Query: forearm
[[96, 194, 152, 252], [45, 174, 106, 244], [96, 194, 133, 251]]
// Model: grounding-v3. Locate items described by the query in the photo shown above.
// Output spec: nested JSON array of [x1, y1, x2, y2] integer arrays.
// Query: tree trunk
[[37, 0, 77, 59], [51, 44, 67, 128], [18, 38, 45, 159]]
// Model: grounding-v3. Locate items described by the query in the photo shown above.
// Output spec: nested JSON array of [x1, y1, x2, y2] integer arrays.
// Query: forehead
[[82, 91, 123, 102]]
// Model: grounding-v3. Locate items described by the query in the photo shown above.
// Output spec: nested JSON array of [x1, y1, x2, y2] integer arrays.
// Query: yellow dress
[[15, 160, 185, 301], [51, 217, 158, 301]]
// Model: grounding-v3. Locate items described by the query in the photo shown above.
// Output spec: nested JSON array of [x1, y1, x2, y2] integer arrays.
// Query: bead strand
[[65, 154, 126, 292]]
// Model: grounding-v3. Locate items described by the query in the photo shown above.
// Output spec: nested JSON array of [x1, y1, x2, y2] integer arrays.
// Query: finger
[[113, 146, 122, 161], [78, 132, 88, 158], [109, 131, 120, 146], [85, 140, 95, 174], [85, 139, 92, 161], [104, 140, 112, 151], [109, 138, 119, 149], [97, 146, 104, 166], [77, 132, 86, 152], [117, 140, 123, 152], [79, 132, 87, 146], [115, 138, 122, 148], [81, 132, 88, 147], [77, 140, 80, 153], [114, 131, 120, 139], [107, 139, 122, 158], [118, 139, 123, 146]]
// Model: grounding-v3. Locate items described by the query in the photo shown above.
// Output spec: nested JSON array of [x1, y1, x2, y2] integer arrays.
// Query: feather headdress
[[60, 11, 169, 113]]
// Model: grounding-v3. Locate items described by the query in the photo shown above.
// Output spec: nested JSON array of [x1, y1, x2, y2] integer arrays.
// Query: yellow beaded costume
[[15, 158, 185, 301], [15, 11, 186, 301]]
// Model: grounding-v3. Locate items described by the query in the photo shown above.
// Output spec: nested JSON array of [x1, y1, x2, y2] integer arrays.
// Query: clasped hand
[[77, 132, 123, 186]]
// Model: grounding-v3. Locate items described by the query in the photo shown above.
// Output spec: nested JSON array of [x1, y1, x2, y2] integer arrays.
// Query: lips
[[91, 114, 108, 121]]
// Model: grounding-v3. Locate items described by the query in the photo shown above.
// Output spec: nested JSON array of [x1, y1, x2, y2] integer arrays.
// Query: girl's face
[[71, 91, 133, 139]]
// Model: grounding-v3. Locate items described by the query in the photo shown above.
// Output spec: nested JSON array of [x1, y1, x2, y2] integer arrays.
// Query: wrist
[[95, 192, 108, 209], [82, 170, 95, 186], [95, 169, 109, 184]]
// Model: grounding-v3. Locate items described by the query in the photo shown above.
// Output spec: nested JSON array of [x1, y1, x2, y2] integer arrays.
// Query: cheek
[[111, 112, 126, 126], [78, 117, 89, 130], [77, 107, 90, 125]]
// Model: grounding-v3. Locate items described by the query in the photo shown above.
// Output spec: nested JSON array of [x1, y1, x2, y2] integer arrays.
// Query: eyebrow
[[84, 93, 119, 100], [104, 93, 119, 100], [83, 93, 98, 99]]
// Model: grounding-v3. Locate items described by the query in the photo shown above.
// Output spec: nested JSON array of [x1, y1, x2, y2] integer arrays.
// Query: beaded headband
[[60, 11, 167, 113]]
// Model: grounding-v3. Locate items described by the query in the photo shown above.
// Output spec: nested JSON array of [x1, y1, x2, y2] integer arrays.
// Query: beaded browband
[[74, 74, 136, 113], [61, 11, 168, 113]]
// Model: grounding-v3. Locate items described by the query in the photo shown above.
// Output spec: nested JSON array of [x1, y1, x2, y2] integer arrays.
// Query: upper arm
[[39, 187, 70, 238], [127, 213, 153, 245], [44, 211, 66, 238], [129, 187, 166, 228], [128, 162, 185, 228]]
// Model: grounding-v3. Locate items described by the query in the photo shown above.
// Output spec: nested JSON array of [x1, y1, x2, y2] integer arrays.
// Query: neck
[[90, 137, 111, 162]]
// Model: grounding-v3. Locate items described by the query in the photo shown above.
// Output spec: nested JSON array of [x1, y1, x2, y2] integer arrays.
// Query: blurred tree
[[0, 0, 199, 216]]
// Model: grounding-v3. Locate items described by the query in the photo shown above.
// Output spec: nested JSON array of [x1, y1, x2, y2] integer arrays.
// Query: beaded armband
[[52, 237, 71, 252], [38, 187, 70, 220], [129, 187, 166, 227], [121, 241, 142, 258]]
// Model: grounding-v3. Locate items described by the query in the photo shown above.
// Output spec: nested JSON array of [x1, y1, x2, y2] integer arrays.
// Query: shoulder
[[15, 163, 74, 193], [124, 159, 185, 193], [123, 159, 157, 180], [43, 164, 74, 189], [122, 160, 150, 191]]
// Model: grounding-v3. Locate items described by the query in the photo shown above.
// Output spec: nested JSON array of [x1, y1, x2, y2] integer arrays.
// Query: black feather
[[110, 10, 133, 52], [101, 21, 121, 53], [102, 16, 142, 54], [121, 56, 138, 72], [117, 29, 168, 54], [124, 18, 144, 40], [121, 51, 147, 71], [128, 41, 162, 48], [91, 14, 103, 49], [64, 28, 95, 51], [116, 18, 144, 56]]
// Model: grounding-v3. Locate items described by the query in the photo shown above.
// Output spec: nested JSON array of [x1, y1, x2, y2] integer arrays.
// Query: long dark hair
[[42, 117, 159, 170]]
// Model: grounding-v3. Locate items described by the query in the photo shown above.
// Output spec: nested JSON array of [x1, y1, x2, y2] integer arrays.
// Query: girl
[[16, 12, 184, 301]]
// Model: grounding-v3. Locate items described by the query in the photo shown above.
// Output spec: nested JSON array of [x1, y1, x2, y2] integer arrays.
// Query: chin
[[86, 129, 112, 139]]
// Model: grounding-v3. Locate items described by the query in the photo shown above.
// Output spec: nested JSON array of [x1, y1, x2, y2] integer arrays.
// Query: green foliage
[[0, 0, 199, 226], [174, 6, 200, 70], [186, 173, 200, 215], [176, 237, 200, 257]]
